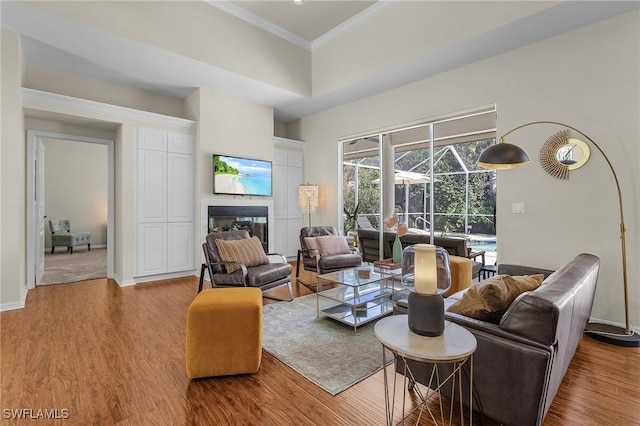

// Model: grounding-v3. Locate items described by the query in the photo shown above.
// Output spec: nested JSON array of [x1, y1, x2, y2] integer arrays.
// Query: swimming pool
[[467, 239, 497, 253]]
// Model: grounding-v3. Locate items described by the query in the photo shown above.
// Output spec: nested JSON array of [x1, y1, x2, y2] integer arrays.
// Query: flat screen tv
[[213, 154, 272, 197]]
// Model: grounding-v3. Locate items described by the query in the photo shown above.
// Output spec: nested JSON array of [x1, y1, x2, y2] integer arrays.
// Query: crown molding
[[206, 0, 312, 51], [311, 0, 396, 50], [206, 1, 395, 52], [21, 88, 197, 131]]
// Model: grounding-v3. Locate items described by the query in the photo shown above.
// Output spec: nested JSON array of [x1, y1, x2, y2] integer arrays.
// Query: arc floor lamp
[[477, 121, 639, 347]]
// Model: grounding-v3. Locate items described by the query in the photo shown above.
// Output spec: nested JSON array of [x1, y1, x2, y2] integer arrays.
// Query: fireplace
[[208, 206, 268, 251]]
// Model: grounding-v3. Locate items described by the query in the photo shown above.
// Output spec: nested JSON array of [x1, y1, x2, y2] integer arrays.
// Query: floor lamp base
[[584, 322, 640, 347]]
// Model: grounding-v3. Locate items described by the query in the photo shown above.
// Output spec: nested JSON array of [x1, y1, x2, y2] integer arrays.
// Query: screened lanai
[[341, 108, 498, 262]]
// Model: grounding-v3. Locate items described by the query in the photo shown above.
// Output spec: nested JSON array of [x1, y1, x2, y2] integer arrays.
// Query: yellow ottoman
[[445, 255, 473, 297], [186, 287, 263, 379]]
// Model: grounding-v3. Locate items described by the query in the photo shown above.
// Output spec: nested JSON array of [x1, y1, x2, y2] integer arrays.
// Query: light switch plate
[[512, 202, 525, 214]]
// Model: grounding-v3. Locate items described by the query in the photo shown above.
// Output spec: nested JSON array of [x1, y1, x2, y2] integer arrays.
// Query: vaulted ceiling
[[2, 1, 638, 122]]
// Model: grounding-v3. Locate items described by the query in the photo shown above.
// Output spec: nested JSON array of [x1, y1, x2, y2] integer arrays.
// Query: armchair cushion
[[303, 237, 321, 257], [215, 236, 269, 273], [448, 274, 544, 323], [315, 235, 351, 255]]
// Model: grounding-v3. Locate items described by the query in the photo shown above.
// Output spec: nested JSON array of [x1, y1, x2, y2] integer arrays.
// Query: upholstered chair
[[49, 219, 91, 254], [295, 226, 362, 289], [199, 230, 293, 301]]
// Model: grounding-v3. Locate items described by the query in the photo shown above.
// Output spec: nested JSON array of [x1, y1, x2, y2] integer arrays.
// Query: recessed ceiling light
[[292, 0, 304, 5]]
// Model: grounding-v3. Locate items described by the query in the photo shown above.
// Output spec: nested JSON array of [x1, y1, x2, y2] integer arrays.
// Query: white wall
[[24, 1, 310, 97], [294, 11, 640, 328], [0, 29, 26, 310], [188, 88, 276, 254], [43, 139, 108, 248], [312, 1, 557, 97]]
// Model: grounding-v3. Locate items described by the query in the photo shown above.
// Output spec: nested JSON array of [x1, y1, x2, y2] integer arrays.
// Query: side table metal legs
[[381, 345, 474, 426]]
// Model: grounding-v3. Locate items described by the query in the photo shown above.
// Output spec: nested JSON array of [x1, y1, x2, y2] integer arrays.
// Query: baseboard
[[132, 270, 198, 284], [0, 289, 27, 312]]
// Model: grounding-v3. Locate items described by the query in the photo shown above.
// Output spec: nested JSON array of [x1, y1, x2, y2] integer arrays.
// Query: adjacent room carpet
[[262, 293, 392, 395], [39, 248, 107, 285]]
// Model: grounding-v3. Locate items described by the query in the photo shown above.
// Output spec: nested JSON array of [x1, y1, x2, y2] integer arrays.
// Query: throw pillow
[[447, 274, 544, 323], [214, 236, 269, 273], [303, 237, 320, 258], [315, 235, 351, 256]]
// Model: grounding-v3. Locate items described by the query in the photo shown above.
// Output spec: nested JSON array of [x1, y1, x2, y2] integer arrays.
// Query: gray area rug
[[39, 248, 107, 285], [262, 294, 392, 395]]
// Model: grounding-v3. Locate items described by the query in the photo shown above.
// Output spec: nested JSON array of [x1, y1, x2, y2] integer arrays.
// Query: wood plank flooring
[[1, 266, 638, 425]]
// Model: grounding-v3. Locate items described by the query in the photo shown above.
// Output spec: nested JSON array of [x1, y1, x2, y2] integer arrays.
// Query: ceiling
[[3, 1, 639, 124], [225, 0, 378, 44]]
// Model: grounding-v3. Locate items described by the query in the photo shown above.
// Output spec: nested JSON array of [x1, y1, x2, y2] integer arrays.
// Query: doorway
[[26, 131, 115, 289]]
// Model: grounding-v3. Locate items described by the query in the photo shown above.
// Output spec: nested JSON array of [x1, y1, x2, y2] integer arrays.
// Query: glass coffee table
[[316, 265, 402, 332]]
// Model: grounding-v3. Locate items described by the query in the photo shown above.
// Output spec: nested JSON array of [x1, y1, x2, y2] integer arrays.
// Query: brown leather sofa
[[357, 228, 484, 277], [394, 253, 600, 426]]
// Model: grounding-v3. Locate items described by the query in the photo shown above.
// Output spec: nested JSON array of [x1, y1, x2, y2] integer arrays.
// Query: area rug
[[262, 294, 392, 395], [39, 248, 107, 285]]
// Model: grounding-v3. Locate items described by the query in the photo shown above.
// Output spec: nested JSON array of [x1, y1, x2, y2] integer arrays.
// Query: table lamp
[[401, 244, 451, 336]]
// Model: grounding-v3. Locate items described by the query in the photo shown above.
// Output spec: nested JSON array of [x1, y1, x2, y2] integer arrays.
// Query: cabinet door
[[287, 218, 304, 258], [137, 127, 167, 151], [137, 149, 167, 223], [287, 166, 304, 219], [274, 219, 288, 256], [168, 132, 193, 154], [273, 164, 288, 220], [167, 152, 193, 222], [168, 222, 193, 272], [137, 223, 167, 276]]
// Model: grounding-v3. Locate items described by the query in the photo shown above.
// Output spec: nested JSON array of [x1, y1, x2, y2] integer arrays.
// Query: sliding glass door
[[340, 108, 498, 264]]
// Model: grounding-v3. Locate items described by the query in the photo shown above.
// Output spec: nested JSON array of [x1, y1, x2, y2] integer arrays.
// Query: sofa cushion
[[447, 274, 544, 323], [315, 235, 351, 255], [215, 236, 269, 273]]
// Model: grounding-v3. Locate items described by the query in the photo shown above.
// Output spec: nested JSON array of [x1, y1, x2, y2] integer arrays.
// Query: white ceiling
[[3, 1, 639, 124], [226, 0, 378, 44]]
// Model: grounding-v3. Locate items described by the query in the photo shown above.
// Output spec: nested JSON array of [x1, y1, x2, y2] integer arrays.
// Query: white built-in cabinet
[[273, 138, 304, 259], [136, 127, 194, 277]]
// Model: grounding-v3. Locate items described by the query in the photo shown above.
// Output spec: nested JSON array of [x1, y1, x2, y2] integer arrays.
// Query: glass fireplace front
[[208, 206, 268, 252]]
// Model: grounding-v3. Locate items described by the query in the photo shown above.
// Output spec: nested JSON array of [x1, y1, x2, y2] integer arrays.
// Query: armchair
[[49, 219, 91, 254], [295, 226, 362, 289], [199, 230, 293, 302]]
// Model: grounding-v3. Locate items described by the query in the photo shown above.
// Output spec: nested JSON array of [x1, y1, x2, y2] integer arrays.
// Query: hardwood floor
[[1, 266, 638, 425]]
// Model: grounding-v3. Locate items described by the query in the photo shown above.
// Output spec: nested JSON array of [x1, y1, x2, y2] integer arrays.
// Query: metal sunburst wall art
[[540, 130, 570, 179], [539, 129, 591, 179]]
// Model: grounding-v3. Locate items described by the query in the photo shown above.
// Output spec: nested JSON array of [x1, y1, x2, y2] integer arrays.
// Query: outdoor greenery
[[344, 139, 496, 235], [214, 156, 239, 175]]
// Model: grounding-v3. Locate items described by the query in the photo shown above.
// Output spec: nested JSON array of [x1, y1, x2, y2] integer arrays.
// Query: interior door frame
[[26, 130, 115, 289]]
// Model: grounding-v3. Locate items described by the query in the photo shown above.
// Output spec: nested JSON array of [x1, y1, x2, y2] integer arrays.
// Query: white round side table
[[374, 314, 477, 426]]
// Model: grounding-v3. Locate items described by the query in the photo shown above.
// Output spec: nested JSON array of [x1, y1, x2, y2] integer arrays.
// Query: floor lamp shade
[[476, 141, 530, 170], [298, 184, 318, 225], [476, 121, 639, 347]]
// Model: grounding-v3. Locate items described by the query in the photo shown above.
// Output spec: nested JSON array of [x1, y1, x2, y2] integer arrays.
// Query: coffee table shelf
[[316, 266, 402, 332]]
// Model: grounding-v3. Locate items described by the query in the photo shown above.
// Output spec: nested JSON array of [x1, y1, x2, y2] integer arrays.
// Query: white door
[[35, 140, 46, 283]]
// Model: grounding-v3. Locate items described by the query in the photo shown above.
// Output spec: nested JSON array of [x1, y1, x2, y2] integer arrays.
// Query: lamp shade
[[401, 245, 451, 295], [298, 184, 318, 213], [401, 245, 451, 336], [477, 142, 530, 170]]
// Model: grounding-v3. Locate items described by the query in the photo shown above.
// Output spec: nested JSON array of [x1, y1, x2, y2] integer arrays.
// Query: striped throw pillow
[[214, 236, 269, 273]]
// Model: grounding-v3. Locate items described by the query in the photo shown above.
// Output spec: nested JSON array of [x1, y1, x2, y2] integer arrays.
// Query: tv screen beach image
[[214, 156, 272, 196]]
